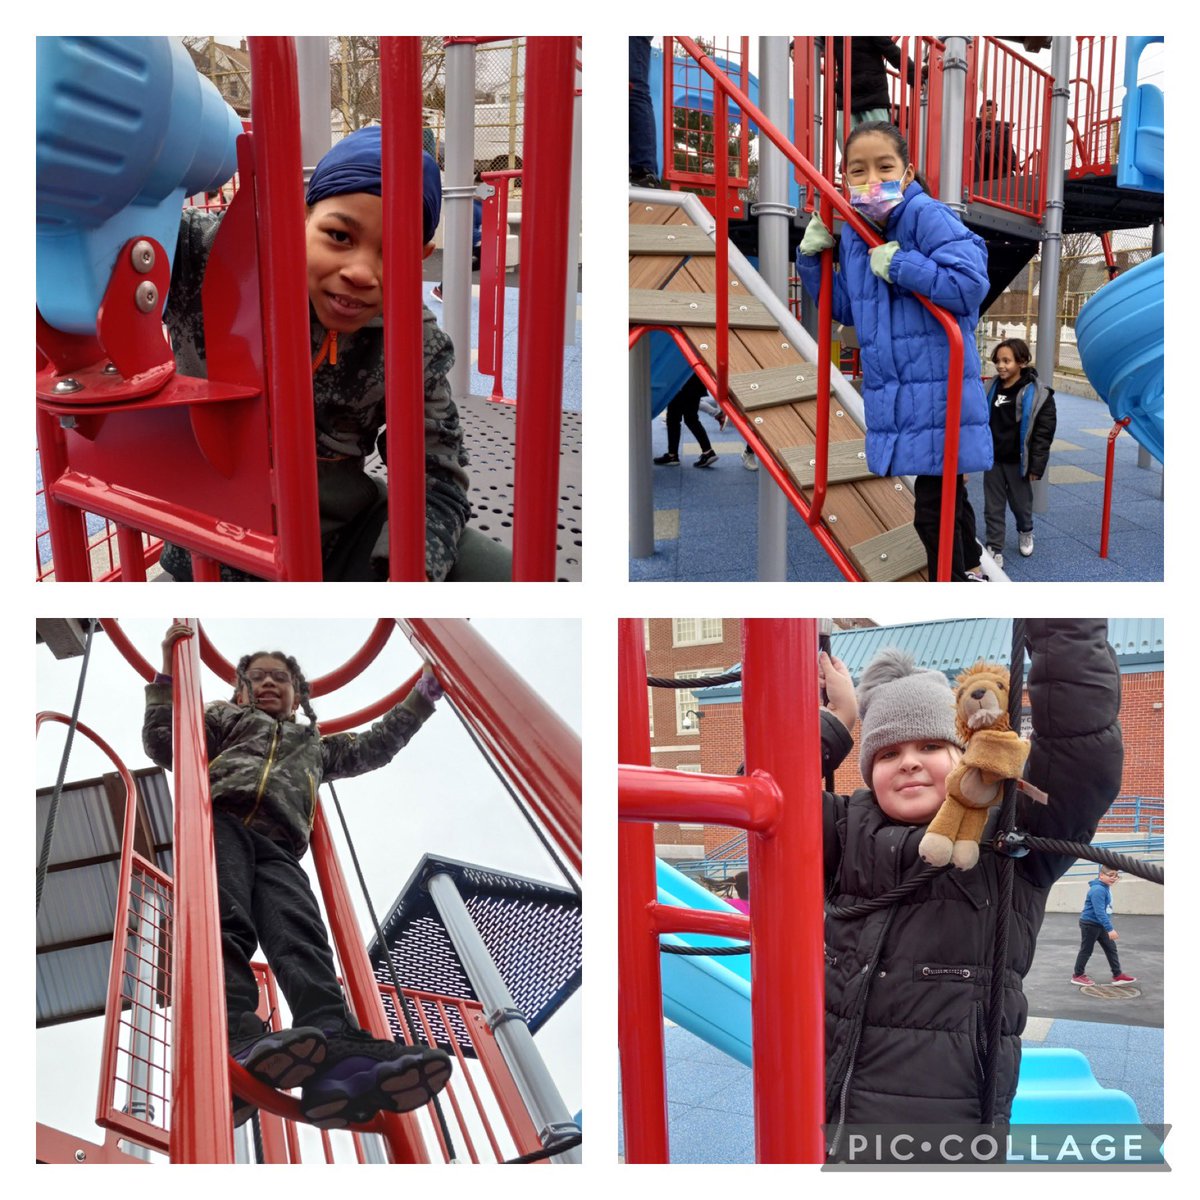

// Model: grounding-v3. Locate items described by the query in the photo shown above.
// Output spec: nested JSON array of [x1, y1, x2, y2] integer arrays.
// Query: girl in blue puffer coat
[[796, 122, 993, 581]]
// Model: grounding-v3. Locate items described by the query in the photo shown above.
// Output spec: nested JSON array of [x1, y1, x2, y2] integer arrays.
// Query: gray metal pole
[[444, 41, 477, 400], [427, 872, 581, 1163], [753, 36, 793, 582], [1031, 38, 1071, 515], [939, 38, 969, 215], [118, 905, 155, 1161], [294, 38, 332, 186], [629, 334, 655, 558]]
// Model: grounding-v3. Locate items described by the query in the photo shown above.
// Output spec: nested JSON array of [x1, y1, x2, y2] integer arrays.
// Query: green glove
[[870, 240, 901, 281], [800, 211, 834, 256]]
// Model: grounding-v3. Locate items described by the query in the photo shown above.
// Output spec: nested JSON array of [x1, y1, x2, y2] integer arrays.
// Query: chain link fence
[[182, 37, 526, 186]]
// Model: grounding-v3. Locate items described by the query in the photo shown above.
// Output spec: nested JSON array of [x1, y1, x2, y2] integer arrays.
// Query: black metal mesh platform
[[367, 855, 581, 1058], [366, 394, 582, 581]]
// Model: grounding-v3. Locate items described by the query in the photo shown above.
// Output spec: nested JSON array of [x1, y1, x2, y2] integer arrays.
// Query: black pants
[[214, 810, 350, 1035], [1074, 920, 1122, 977], [665, 373, 713, 456], [913, 474, 980, 580]]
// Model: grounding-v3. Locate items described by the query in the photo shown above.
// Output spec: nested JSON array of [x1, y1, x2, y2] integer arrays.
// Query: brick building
[[644, 618, 1163, 871]]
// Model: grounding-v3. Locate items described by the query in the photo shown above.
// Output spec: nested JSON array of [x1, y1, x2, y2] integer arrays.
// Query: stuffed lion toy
[[918, 662, 1030, 871]]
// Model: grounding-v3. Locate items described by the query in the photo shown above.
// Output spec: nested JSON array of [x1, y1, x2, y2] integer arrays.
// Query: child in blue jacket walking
[[1072, 868, 1137, 986], [796, 122, 992, 580]]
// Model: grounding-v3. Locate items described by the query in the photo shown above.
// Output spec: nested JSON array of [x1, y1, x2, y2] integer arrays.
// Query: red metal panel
[[616, 618, 669, 1162], [400, 618, 582, 874], [380, 37, 429, 581], [168, 616, 234, 1162], [513, 37, 575, 580], [478, 169, 522, 402]]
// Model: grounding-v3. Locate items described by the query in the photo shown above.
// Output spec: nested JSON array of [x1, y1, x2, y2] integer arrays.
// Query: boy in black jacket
[[818, 621, 1122, 1157]]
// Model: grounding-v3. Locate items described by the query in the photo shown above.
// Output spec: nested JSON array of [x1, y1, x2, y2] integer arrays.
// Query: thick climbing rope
[[648, 670, 741, 690], [1013, 835, 1163, 884], [825, 864, 950, 919], [324, 777, 460, 1161], [980, 617, 1025, 1126], [36, 619, 97, 916], [661, 941, 750, 956]]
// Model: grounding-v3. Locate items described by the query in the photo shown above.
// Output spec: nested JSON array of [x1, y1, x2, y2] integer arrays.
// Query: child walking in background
[[143, 623, 453, 1131], [1073, 868, 1138, 987], [983, 337, 1056, 568], [795, 121, 992, 580], [655, 373, 720, 468], [815, 621, 1122, 1153]]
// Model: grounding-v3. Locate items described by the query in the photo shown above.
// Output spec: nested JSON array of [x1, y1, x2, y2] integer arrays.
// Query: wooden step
[[779, 439, 874, 487], [848, 524, 927, 582], [628, 224, 714, 255], [629, 289, 776, 329], [730, 363, 820, 411]]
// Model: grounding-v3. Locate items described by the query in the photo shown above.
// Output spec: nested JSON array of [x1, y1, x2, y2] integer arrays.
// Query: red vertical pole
[[617, 618, 670, 1162], [117, 525, 146, 581], [380, 36, 428, 581], [513, 37, 574, 580], [309, 810, 430, 1163], [715, 85, 729, 410], [36, 406, 92, 581], [1100, 418, 1130, 558], [742, 620, 825, 1163], [398, 617, 581, 874], [247, 38, 323, 580], [168, 617, 234, 1163]]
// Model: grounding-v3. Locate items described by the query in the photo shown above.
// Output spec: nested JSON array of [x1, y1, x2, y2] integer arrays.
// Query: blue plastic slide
[[1074, 253, 1163, 464], [655, 858, 1140, 1122]]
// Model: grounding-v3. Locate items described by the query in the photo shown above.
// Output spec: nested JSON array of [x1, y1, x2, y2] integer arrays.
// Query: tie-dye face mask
[[848, 179, 905, 225]]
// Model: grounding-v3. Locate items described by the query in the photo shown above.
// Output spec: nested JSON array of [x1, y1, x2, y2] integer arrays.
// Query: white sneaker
[[1019, 530, 1034, 557], [741, 446, 758, 472], [987, 545, 1004, 569]]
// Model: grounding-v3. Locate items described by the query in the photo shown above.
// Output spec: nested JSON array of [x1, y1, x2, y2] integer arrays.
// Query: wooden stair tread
[[848, 524, 927, 582], [779, 439, 874, 487], [729, 363, 820, 410], [629, 289, 776, 328], [628, 224, 714, 255]]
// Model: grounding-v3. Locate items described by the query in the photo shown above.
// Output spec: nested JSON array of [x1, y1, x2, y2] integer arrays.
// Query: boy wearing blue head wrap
[[160, 126, 505, 581]]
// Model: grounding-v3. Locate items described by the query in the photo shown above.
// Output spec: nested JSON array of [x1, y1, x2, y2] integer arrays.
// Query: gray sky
[[36, 618, 580, 1162]]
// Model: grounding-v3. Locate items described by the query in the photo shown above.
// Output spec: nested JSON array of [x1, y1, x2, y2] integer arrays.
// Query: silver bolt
[[780, 342, 790, 350], [808, 458, 816, 467], [895, 483, 904, 491], [754, 417, 764, 425], [644, 205, 653, 211], [75, 1150, 86, 1162], [738, 305, 748, 312], [60, 416, 78, 429], [699, 342, 709, 350], [828, 514, 838, 523], [689, 302, 698, 310], [103, 362, 119, 375], [135, 281, 158, 312], [880, 553, 888, 561], [731, 279, 739, 287], [835, 409, 844, 418], [131, 240, 155, 272], [667, 234, 676, 241], [749, 383, 759, 391], [53, 378, 82, 394], [857, 451, 866, 459]]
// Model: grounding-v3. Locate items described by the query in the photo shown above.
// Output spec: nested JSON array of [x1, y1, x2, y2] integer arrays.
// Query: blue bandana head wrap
[[305, 126, 442, 245]]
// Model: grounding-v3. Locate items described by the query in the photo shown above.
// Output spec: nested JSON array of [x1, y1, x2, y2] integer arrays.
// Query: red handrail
[[670, 37, 965, 580]]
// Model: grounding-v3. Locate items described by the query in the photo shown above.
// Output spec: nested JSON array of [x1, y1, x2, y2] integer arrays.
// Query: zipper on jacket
[[917, 965, 975, 980], [307, 771, 319, 831], [243, 722, 281, 828]]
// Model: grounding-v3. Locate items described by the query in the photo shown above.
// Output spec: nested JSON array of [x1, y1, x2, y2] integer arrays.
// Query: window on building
[[672, 619, 724, 647], [675, 670, 718, 735]]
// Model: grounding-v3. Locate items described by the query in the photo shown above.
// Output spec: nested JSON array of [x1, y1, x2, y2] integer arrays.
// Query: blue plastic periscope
[[36, 37, 243, 336], [656, 857, 1140, 1123], [1117, 37, 1164, 194], [1075, 254, 1164, 464]]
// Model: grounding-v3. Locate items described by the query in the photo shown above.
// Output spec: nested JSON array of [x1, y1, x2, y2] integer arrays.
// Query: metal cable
[[36, 619, 97, 916], [825, 865, 949, 918], [504, 1132, 584, 1164], [661, 941, 750, 956], [647, 670, 741, 689], [324, 778, 459, 1162], [1019, 835, 1163, 884]]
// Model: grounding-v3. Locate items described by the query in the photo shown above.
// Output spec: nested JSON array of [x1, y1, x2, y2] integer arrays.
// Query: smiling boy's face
[[305, 192, 384, 333], [872, 739, 956, 824]]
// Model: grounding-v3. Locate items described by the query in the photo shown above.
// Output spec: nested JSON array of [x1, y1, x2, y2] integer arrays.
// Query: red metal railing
[[662, 37, 751, 219], [648, 38, 966, 580], [479, 169, 523, 403], [618, 618, 826, 1163], [1068, 37, 1121, 176], [964, 38, 1052, 219]]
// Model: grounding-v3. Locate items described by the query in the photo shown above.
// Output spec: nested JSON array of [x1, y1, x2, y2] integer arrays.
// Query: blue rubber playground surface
[[630, 386, 1163, 583]]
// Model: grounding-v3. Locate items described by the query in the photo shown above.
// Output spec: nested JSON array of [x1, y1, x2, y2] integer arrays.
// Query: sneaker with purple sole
[[229, 1015, 328, 1128], [300, 1022, 453, 1130]]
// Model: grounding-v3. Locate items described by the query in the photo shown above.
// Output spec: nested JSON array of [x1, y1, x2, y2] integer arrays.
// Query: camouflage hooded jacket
[[163, 208, 472, 581], [143, 679, 435, 858]]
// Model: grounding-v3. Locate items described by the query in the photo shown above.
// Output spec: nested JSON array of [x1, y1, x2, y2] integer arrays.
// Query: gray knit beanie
[[856, 648, 959, 785]]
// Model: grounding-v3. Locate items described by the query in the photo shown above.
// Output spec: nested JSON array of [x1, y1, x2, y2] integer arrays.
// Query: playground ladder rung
[[780, 439, 874, 487], [628, 288, 776, 329], [732, 364, 821, 411], [627, 224, 714, 255], [849, 523, 928, 583]]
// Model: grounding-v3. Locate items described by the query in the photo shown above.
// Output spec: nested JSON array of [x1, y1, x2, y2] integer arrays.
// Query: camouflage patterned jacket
[[143, 679, 435, 858], [163, 208, 471, 581]]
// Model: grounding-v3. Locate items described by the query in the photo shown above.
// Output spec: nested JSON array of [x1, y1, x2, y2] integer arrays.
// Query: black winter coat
[[821, 620, 1123, 1147]]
